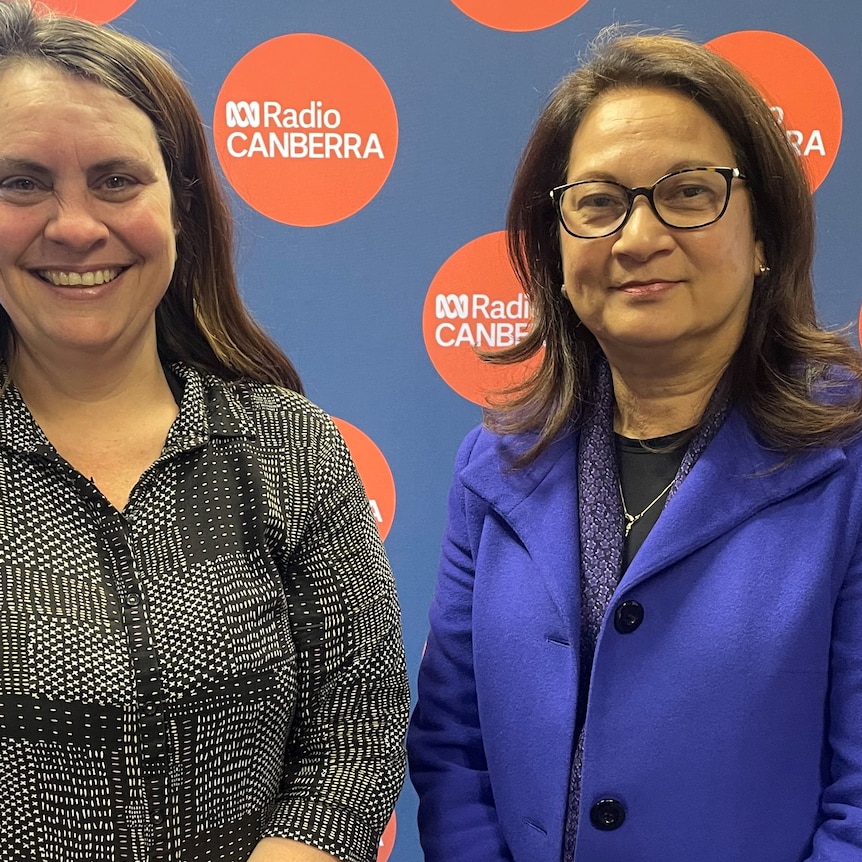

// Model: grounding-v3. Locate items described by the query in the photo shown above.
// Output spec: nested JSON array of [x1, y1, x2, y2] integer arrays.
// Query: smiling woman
[[408, 25, 862, 862], [0, 64, 177, 377], [0, 3, 409, 862]]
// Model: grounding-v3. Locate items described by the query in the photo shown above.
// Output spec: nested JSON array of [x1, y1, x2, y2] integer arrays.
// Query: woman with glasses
[[408, 27, 862, 862]]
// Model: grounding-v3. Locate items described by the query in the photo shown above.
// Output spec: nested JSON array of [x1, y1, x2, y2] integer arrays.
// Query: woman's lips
[[614, 280, 681, 297], [36, 267, 124, 286]]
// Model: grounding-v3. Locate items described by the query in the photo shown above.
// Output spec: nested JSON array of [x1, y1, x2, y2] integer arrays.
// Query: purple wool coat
[[408, 408, 862, 862]]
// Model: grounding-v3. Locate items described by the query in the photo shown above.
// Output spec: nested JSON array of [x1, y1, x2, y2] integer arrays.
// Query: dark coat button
[[590, 798, 626, 831], [614, 600, 644, 633]]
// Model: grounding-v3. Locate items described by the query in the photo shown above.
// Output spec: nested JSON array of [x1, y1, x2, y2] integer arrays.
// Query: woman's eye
[[0, 176, 50, 202], [583, 195, 619, 208], [1, 177, 38, 191], [95, 175, 143, 199], [664, 182, 715, 201], [104, 175, 133, 190]]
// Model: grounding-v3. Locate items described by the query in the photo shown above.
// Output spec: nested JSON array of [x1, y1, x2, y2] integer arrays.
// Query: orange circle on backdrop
[[214, 34, 398, 226], [331, 417, 396, 541], [450, 0, 590, 31], [36, 0, 136, 22], [707, 31, 842, 190], [423, 231, 540, 406], [377, 812, 396, 862]]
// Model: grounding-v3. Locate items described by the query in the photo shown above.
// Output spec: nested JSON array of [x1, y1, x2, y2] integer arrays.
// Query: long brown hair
[[485, 27, 862, 465], [0, 1, 302, 392]]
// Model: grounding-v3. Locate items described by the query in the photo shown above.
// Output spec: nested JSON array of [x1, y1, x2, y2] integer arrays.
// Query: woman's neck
[[609, 357, 728, 439], [8, 338, 174, 428], [7, 341, 180, 511]]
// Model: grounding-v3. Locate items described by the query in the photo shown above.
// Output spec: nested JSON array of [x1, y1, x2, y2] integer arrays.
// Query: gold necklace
[[619, 478, 674, 538]]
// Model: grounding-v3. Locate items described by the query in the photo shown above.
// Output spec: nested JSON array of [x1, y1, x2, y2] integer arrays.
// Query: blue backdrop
[[105, 1, 862, 858]]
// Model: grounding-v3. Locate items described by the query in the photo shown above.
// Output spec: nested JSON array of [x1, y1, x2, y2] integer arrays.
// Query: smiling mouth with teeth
[[36, 268, 124, 287]]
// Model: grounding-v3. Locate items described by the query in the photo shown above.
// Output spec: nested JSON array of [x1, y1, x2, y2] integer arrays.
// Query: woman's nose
[[42, 194, 110, 249], [612, 197, 675, 260]]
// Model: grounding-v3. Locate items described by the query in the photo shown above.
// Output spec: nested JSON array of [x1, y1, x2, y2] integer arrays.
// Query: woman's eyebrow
[[0, 156, 51, 177], [88, 157, 159, 179]]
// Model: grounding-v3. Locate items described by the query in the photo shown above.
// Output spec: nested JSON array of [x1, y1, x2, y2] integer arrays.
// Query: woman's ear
[[753, 239, 767, 278]]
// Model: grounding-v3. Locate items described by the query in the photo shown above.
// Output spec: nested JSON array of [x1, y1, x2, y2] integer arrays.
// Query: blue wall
[[106, 1, 862, 858]]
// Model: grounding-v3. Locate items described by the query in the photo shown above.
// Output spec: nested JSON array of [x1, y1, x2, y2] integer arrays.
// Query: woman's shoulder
[[231, 380, 339, 444], [456, 423, 518, 462], [179, 365, 340, 448], [229, 377, 322, 416], [454, 422, 555, 472], [808, 363, 862, 405]]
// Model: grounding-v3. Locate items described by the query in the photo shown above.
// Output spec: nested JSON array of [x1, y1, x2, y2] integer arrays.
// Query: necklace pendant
[[619, 477, 674, 541]]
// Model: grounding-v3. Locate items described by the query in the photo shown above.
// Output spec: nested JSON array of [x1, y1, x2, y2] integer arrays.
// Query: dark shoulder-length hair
[[485, 26, 862, 465], [0, 0, 302, 392]]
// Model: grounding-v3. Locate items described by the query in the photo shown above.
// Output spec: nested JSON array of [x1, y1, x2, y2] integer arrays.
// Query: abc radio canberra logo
[[707, 31, 842, 190], [331, 417, 396, 541], [423, 231, 539, 406], [36, 0, 135, 22], [450, 0, 590, 31], [215, 34, 398, 226]]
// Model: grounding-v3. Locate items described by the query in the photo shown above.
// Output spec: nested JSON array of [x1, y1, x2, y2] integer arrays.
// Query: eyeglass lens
[[557, 168, 731, 238]]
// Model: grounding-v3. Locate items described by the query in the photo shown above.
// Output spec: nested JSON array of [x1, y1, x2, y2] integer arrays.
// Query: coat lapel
[[459, 430, 581, 639], [457, 412, 846, 602], [622, 409, 846, 589]]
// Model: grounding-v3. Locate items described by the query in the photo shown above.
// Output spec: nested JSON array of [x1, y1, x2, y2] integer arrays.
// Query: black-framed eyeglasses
[[550, 166, 746, 239]]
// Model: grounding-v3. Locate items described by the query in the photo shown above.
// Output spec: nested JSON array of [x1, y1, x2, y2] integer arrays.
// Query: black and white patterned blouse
[[0, 362, 409, 862]]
